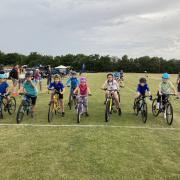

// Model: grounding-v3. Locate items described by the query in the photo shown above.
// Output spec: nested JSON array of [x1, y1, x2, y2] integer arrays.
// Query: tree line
[[0, 51, 180, 73]]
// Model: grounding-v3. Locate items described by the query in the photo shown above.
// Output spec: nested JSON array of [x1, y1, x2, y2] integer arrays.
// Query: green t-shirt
[[23, 81, 38, 97], [159, 81, 174, 94]]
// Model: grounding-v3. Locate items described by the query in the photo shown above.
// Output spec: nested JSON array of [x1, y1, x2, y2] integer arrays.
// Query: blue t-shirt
[[49, 82, 64, 92], [0, 82, 9, 94], [23, 81, 38, 97], [137, 84, 150, 95], [66, 77, 79, 90]]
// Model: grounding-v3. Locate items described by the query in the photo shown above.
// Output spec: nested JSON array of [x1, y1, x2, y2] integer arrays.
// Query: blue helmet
[[0, 73, 6, 79], [113, 72, 120, 78], [162, 73, 170, 79]]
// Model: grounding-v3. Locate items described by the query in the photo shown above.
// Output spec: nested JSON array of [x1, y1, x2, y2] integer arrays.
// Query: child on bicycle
[[157, 73, 177, 109], [0, 74, 10, 111], [134, 77, 152, 108], [48, 74, 65, 117], [66, 71, 79, 106], [102, 73, 121, 112], [22, 72, 38, 117], [73, 77, 91, 116]]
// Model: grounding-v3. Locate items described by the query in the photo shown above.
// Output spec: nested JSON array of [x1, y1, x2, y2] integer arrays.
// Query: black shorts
[[54, 93, 63, 100], [26, 95, 37, 106], [178, 83, 180, 92]]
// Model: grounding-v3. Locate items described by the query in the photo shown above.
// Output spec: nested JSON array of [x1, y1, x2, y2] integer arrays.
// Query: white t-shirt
[[103, 80, 119, 91]]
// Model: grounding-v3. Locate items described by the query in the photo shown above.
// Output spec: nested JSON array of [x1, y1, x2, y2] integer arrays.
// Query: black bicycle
[[0, 93, 16, 119], [16, 93, 33, 124], [152, 94, 175, 125], [104, 90, 121, 122], [133, 95, 150, 123], [68, 90, 77, 110]]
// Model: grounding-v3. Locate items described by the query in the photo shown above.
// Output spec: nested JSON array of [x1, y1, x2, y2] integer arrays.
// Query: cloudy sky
[[0, 0, 180, 59]]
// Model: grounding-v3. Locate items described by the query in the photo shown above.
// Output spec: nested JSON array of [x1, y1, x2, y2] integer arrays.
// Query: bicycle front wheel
[[105, 100, 110, 122], [141, 103, 147, 123], [48, 103, 55, 123], [8, 96, 16, 115], [166, 103, 173, 125], [16, 103, 25, 124], [152, 98, 160, 117], [77, 104, 82, 123]]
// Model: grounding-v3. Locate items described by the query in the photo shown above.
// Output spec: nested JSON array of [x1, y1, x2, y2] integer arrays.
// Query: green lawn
[[0, 73, 180, 180]]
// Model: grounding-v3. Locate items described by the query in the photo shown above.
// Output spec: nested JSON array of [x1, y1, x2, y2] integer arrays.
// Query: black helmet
[[139, 77, 146, 83], [25, 72, 33, 78]]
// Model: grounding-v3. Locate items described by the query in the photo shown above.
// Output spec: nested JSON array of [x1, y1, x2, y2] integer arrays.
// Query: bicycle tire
[[141, 103, 148, 123], [48, 102, 54, 123], [166, 103, 173, 125], [16, 103, 25, 124], [77, 104, 81, 123], [105, 100, 110, 122], [152, 98, 160, 117], [133, 99, 139, 116], [8, 96, 16, 115]]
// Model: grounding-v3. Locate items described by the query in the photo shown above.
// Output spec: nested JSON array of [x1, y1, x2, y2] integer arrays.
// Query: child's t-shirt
[[23, 81, 38, 97], [159, 81, 174, 94], [137, 84, 150, 95], [0, 82, 9, 94], [49, 82, 64, 92], [79, 84, 88, 96]]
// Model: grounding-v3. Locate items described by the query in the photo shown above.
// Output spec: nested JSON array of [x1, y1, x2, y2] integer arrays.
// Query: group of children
[[0, 69, 178, 119]]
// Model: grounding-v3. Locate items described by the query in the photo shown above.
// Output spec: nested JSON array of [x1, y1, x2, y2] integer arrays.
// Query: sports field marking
[[0, 123, 180, 130]]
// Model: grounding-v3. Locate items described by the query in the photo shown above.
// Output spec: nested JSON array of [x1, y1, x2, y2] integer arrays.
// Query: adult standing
[[47, 65, 52, 87], [176, 72, 180, 99], [9, 65, 19, 96], [34, 69, 42, 92]]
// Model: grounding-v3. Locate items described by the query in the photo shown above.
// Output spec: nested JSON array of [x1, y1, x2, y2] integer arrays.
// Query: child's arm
[[66, 78, 71, 86], [88, 87, 91, 95], [73, 87, 78, 94]]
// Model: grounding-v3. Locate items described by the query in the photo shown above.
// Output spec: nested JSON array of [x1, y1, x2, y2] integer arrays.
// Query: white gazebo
[[55, 65, 67, 69]]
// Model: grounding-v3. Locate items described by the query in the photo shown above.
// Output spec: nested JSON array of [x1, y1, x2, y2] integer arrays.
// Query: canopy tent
[[55, 65, 67, 69]]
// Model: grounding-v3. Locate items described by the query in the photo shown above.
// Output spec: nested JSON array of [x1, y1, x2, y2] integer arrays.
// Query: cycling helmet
[[0, 73, 6, 79], [114, 72, 120, 78], [54, 74, 60, 79], [107, 73, 113, 78], [139, 77, 146, 84], [80, 77, 87, 83], [25, 72, 33, 78], [162, 73, 170, 79]]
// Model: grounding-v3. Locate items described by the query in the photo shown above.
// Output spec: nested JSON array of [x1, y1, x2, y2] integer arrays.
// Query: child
[[176, 72, 180, 99], [73, 77, 91, 116], [136, 77, 152, 98], [48, 74, 65, 117], [66, 71, 79, 105], [22, 72, 38, 117], [157, 73, 177, 109], [0, 74, 10, 114], [134, 77, 152, 108], [102, 73, 120, 112]]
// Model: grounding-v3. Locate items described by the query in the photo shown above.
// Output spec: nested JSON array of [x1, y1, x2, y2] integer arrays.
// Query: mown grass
[[0, 73, 180, 180]]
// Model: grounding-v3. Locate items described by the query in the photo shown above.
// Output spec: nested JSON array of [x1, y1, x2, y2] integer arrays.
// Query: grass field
[[0, 73, 180, 180]]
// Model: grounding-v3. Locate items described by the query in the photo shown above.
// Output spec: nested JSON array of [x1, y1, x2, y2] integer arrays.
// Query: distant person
[[176, 72, 180, 99], [144, 71, 148, 78], [120, 70, 124, 80], [47, 65, 52, 86], [0, 64, 5, 74], [34, 69, 42, 92], [9, 65, 19, 96]]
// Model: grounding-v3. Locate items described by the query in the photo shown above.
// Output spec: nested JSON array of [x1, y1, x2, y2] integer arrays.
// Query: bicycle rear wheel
[[166, 103, 173, 125], [68, 95, 72, 110], [152, 98, 160, 117], [16, 103, 25, 124], [141, 103, 147, 123], [105, 100, 110, 122], [48, 102, 55, 123], [8, 96, 16, 115]]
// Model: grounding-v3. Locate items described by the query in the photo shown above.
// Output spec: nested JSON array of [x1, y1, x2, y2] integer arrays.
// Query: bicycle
[[0, 93, 16, 119], [48, 89, 62, 123], [16, 93, 33, 124], [67, 86, 77, 110], [152, 93, 175, 125], [104, 90, 121, 122], [77, 94, 91, 123], [133, 95, 150, 123]]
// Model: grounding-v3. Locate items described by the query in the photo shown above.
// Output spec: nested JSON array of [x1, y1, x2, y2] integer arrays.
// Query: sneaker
[[85, 112, 89, 117], [62, 112, 65, 117]]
